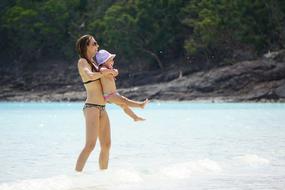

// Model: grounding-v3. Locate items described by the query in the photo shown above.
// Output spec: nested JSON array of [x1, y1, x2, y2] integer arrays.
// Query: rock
[[264, 49, 285, 62], [275, 83, 285, 98], [118, 53, 285, 102]]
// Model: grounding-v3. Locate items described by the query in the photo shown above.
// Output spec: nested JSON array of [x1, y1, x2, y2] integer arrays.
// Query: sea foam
[[235, 154, 270, 166], [160, 159, 222, 179]]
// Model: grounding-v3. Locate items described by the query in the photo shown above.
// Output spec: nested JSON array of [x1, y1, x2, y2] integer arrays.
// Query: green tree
[[182, 0, 285, 62], [1, 0, 285, 71], [99, 0, 185, 69], [1, 0, 81, 61]]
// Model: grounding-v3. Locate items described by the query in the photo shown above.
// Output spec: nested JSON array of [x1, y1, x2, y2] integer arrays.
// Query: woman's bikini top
[[83, 79, 100, 84]]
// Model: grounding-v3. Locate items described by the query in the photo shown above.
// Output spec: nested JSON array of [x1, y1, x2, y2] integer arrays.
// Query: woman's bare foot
[[140, 99, 149, 109], [134, 116, 146, 122]]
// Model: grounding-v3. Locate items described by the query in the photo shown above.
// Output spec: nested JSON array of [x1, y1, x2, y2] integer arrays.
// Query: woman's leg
[[75, 108, 100, 172], [108, 94, 148, 108], [98, 110, 111, 169]]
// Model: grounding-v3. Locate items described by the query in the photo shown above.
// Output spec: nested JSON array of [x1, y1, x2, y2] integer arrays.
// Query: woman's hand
[[101, 68, 119, 77], [112, 69, 119, 77]]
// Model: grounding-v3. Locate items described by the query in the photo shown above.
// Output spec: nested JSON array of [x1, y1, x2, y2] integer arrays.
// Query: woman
[[75, 34, 118, 171]]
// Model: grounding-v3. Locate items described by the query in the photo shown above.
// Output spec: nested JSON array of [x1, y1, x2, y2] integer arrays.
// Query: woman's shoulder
[[78, 58, 88, 64], [78, 58, 90, 68]]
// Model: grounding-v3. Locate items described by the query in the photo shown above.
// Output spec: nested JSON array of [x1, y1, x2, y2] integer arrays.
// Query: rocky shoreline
[[119, 51, 285, 102], [1, 50, 285, 102]]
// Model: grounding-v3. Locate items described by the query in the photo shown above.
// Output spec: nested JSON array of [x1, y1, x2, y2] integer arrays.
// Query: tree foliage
[[182, 0, 285, 63], [0, 0, 285, 69]]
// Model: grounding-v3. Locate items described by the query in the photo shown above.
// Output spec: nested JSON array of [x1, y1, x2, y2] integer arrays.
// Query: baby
[[96, 49, 148, 121]]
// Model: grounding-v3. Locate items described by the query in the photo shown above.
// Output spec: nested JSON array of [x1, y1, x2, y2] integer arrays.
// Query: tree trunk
[[141, 48, 164, 70]]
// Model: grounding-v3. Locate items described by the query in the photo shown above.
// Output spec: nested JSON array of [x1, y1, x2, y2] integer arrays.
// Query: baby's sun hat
[[95, 49, 116, 66]]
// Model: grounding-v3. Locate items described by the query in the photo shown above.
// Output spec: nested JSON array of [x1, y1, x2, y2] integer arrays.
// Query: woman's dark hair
[[76, 34, 98, 72]]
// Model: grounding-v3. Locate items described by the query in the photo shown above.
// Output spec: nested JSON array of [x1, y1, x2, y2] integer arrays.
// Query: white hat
[[95, 49, 116, 66]]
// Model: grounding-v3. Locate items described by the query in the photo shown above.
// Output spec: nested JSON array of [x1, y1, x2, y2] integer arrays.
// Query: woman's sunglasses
[[90, 41, 98, 46]]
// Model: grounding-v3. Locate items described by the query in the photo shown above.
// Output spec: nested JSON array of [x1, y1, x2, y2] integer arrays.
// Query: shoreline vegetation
[[1, 50, 285, 103], [1, 1, 285, 103]]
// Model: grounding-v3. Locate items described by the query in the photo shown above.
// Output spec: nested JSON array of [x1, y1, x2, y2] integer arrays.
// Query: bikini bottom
[[103, 92, 120, 101], [83, 103, 106, 116]]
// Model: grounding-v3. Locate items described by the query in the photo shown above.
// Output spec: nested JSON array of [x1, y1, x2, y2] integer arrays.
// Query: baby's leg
[[108, 94, 145, 121], [119, 104, 145, 122], [108, 94, 148, 108]]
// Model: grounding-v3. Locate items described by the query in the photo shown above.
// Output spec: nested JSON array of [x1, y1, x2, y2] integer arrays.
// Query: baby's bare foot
[[140, 99, 149, 109], [134, 116, 145, 122]]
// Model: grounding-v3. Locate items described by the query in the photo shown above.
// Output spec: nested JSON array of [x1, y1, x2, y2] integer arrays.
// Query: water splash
[[235, 154, 270, 166], [160, 159, 222, 179]]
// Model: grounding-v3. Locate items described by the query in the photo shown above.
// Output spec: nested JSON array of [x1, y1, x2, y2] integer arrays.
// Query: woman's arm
[[78, 59, 115, 80], [100, 67, 119, 77]]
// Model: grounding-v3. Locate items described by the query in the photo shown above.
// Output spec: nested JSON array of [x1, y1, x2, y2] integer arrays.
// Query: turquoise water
[[0, 102, 285, 190]]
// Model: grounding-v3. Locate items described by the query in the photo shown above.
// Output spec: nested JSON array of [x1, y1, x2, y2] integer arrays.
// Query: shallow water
[[0, 102, 285, 190]]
